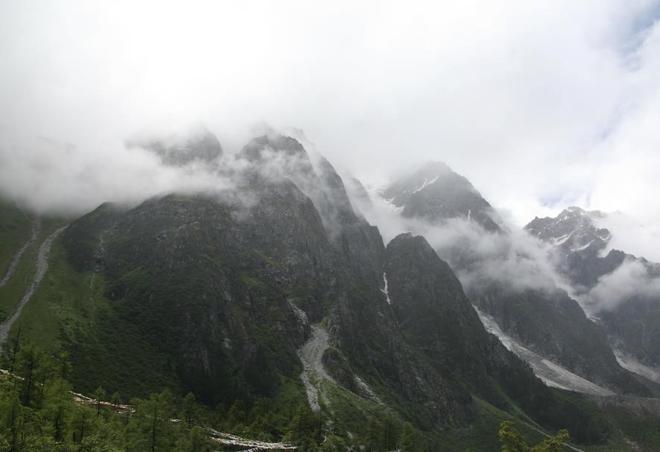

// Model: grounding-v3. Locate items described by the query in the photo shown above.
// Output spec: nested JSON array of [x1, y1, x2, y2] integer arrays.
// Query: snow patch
[[412, 176, 439, 194], [571, 240, 593, 252], [552, 232, 572, 245], [380, 272, 392, 305], [474, 306, 614, 397], [614, 349, 660, 384]]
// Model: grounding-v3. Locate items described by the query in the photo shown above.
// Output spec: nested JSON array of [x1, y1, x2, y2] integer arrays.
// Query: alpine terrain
[[1, 132, 659, 451]]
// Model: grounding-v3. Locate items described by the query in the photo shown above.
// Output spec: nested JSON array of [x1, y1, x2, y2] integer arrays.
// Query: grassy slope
[[12, 236, 180, 398], [0, 216, 69, 322], [321, 377, 570, 451], [0, 200, 32, 322], [11, 237, 102, 349], [584, 403, 660, 452]]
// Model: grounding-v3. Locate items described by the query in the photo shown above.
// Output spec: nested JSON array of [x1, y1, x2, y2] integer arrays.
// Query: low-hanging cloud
[[594, 212, 660, 262], [358, 189, 569, 294], [2, 0, 660, 251], [581, 259, 660, 312], [0, 130, 232, 215]]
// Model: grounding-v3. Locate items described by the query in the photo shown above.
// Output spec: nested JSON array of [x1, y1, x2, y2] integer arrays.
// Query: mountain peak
[[526, 207, 610, 249], [526, 207, 624, 290], [239, 134, 307, 162], [126, 125, 223, 167], [382, 161, 501, 232]]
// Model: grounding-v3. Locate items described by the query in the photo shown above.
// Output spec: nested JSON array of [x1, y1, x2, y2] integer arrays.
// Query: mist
[[0, 129, 231, 215], [2, 0, 660, 248], [582, 259, 660, 311], [358, 191, 570, 294]]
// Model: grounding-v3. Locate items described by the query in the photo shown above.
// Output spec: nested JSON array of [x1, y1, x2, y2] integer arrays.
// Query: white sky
[[2, 0, 660, 251]]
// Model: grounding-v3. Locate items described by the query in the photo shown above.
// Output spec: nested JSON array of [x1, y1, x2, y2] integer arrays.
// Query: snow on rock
[[552, 232, 572, 246], [411, 176, 439, 194], [570, 240, 594, 252], [475, 306, 614, 397], [380, 272, 392, 305], [614, 349, 660, 384]]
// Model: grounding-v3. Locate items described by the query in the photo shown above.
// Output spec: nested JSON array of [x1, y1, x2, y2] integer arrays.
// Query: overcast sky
[[2, 0, 660, 253]]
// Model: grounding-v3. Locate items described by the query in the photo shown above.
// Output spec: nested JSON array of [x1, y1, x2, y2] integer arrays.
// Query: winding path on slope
[[0, 217, 41, 288], [0, 226, 66, 348]]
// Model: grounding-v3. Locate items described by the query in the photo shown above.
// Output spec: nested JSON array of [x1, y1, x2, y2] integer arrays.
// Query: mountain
[[472, 283, 648, 394], [526, 207, 626, 291], [126, 125, 223, 166], [381, 232, 597, 425], [527, 207, 660, 381], [382, 161, 501, 232], [343, 176, 372, 214], [382, 163, 654, 397], [2, 135, 621, 449]]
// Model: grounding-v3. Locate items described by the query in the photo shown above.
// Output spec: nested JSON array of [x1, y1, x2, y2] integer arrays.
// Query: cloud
[[359, 191, 568, 293], [1, 0, 660, 250], [594, 211, 660, 262], [0, 130, 235, 215], [581, 259, 660, 311]]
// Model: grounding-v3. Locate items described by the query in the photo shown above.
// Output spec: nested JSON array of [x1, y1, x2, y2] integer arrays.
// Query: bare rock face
[[384, 166, 654, 396]]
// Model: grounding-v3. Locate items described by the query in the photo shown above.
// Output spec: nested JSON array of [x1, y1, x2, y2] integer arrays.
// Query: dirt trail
[[0, 226, 65, 348], [0, 217, 41, 288]]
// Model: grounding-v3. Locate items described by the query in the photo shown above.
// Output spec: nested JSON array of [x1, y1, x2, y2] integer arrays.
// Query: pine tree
[[16, 345, 41, 406], [286, 405, 321, 450], [498, 421, 572, 452], [181, 392, 197, 427], [93, 387, 106, 417], [399, 421, 417, 452]]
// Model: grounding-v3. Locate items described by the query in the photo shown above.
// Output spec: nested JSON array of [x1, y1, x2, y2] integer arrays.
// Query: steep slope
[[475, 306, 614, 396], [383, 161, 501, 232], [472, 283, 647, 394], [382, 233, 611, 443], [527, 207, 660, 378], [0, 199, 34, 279], [382, 164, 649, 396], [343, 176, 373, 214], [4, 135, 622, 449], [53, 136, 468, 430], [63, 182, 329, 404]]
